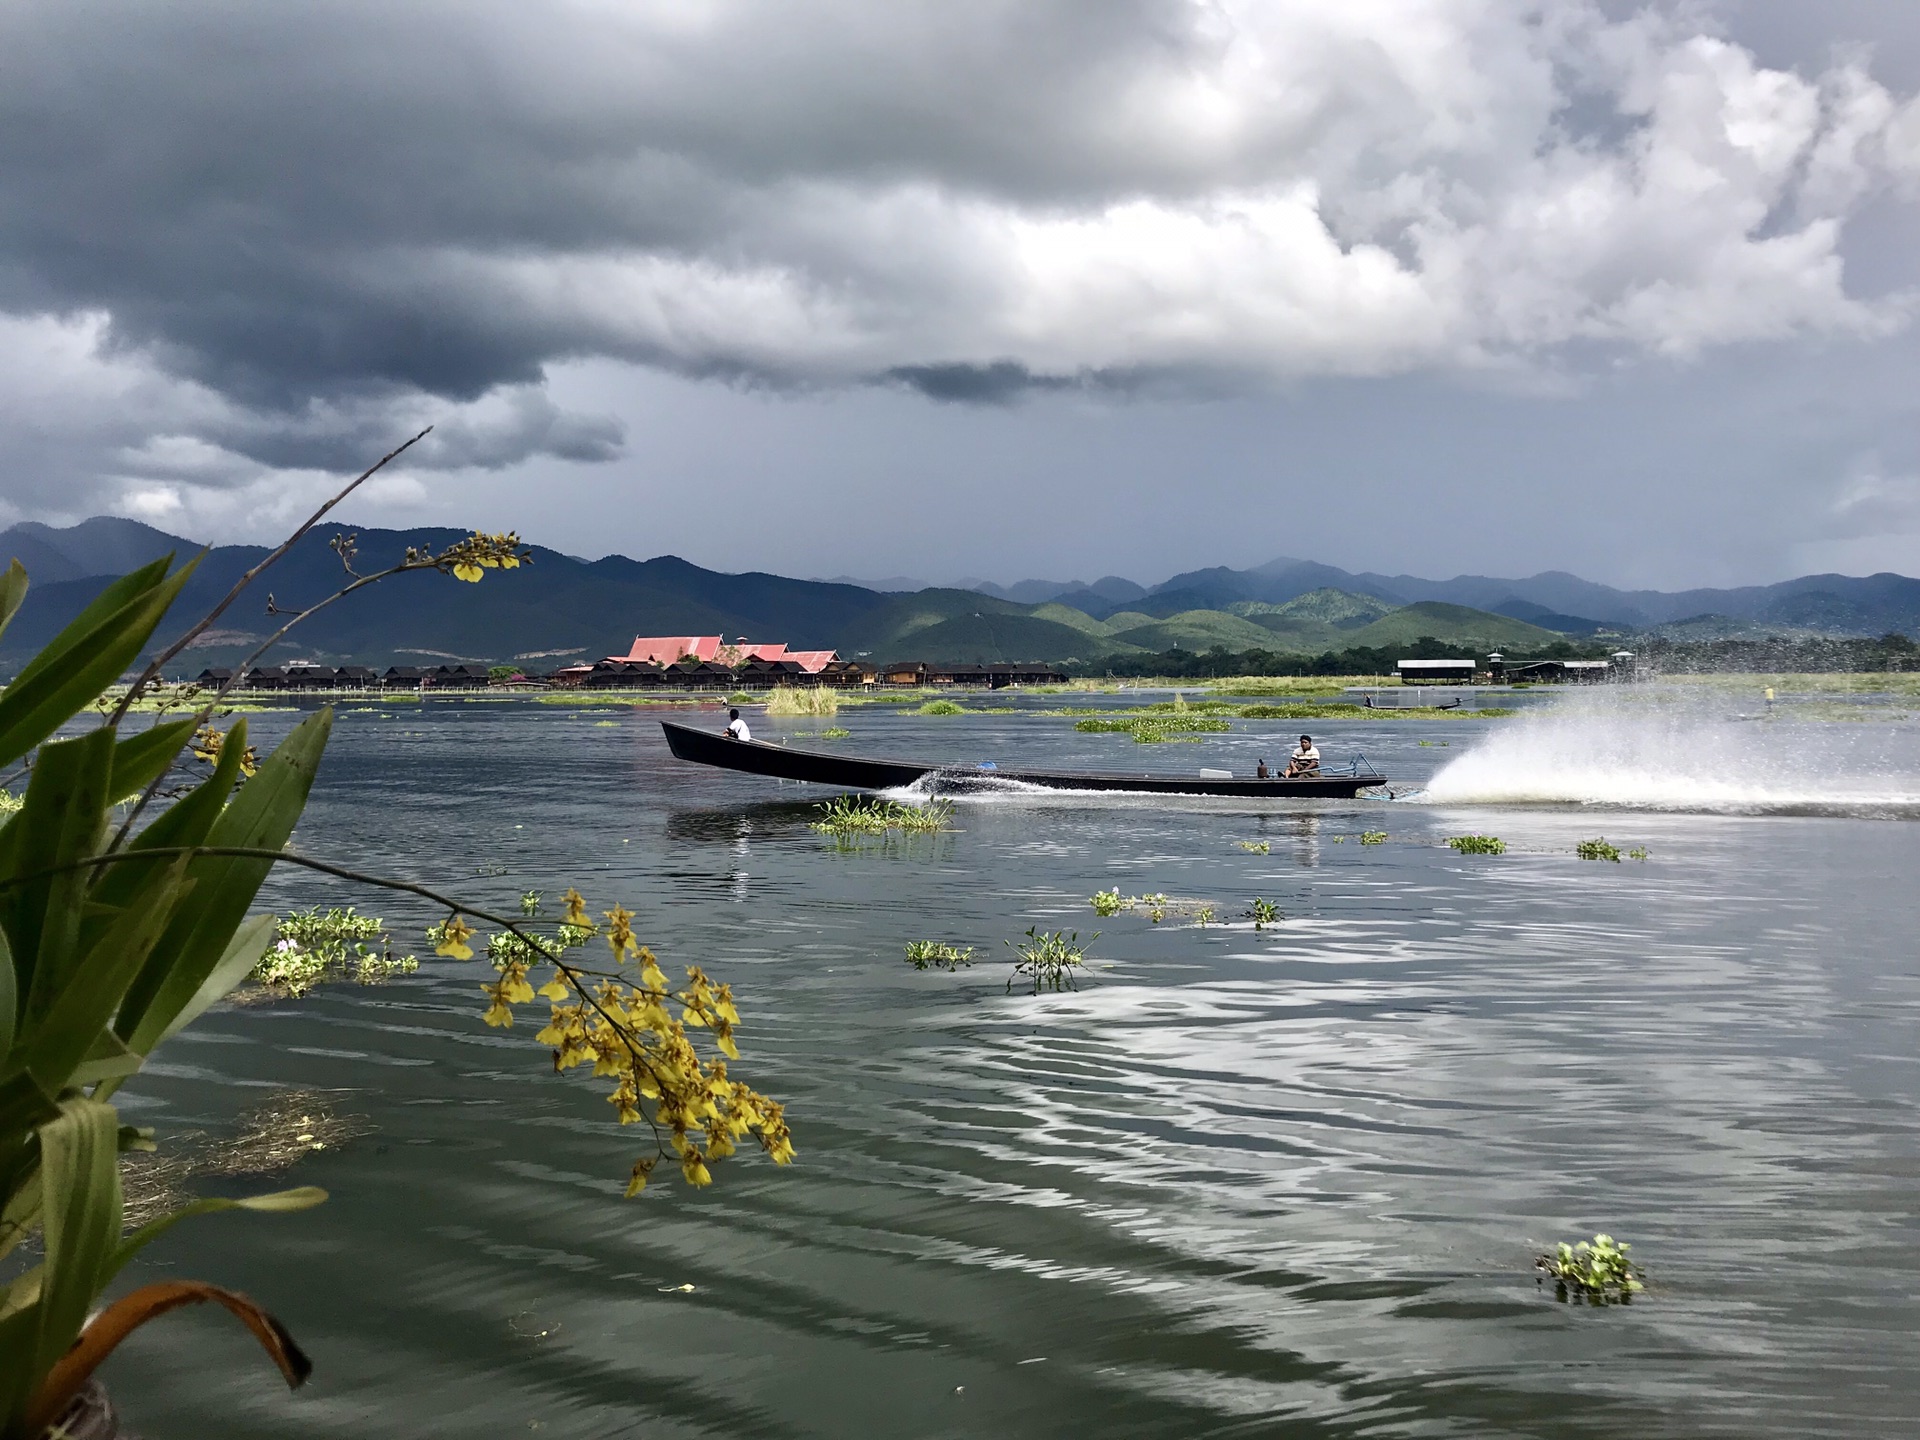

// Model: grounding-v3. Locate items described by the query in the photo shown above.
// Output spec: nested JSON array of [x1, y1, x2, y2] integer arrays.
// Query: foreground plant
[[1536, 1234, 1644, 1303], [1448, 834, 1507, 855], [0, 437, 790, 1434], [1359, 830, 1388, 845], [1007, 927, 1093, 994], [1237, 840, 1270, 854], [1249, 898, 1281, 929], [1576, 838, 1622, 862], [903, 941, 974, 971]]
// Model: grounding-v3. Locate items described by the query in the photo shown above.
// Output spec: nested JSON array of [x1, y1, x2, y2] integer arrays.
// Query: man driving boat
[[1282, 735, 1320, 778]]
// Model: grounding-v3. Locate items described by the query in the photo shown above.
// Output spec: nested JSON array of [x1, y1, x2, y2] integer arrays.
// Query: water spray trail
[[1422, 689, 1920, 816]]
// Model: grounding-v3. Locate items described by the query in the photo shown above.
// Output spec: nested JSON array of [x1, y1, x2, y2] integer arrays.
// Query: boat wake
[[1421, 690, 1920, 817]]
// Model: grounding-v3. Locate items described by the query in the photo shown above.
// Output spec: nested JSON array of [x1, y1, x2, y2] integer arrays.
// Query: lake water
[[103, 691, 1920, 1438]]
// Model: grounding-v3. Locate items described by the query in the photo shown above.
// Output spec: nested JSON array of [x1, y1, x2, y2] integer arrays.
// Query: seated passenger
[[1281, 735, 1320, 777], [724, 707, 752, 741]]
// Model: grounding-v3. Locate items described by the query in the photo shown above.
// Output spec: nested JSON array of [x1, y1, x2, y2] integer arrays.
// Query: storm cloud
[[1, 1, 1919, 578]]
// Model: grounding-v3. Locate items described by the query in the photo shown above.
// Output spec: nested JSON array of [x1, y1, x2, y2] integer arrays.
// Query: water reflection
[[100, 700, 1920, 1440]]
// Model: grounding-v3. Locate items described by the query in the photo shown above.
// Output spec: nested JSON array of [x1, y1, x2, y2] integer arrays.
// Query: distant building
[[1396, 658, 1477, 684], [618, 635, 836, 673]]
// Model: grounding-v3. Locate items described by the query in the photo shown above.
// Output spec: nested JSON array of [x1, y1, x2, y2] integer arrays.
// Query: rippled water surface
[[105, 695, 1920, 1438]]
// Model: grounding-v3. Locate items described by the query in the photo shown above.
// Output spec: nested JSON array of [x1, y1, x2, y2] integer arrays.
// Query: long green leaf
[[154, 912, 277, 1048], [117, 711, 333, 1056], [88, 717, 245, 921], [0, 560, 27, 649], [29, 1098, 121, 1385], [0, 731, 114, 1022], [107, 718, 198, 804], [0, 553, 198, 772], [103, 1186, 326, 1289], [19, 863, 190, 1095], [0, 926, 13, 1064]]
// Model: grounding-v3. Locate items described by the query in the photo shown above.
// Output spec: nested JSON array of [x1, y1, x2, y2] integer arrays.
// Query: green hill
[[1232, 587, 1396, 628], [1340, 601, 1566, 651], [1109, 609, 1287, 653]]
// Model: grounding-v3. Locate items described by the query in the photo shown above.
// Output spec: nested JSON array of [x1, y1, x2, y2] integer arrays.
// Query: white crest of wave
[[1422, 690, 1920, 814]]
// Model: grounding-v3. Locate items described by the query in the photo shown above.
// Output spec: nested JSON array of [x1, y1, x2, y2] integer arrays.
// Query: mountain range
[[2, 516, 1916, 672]]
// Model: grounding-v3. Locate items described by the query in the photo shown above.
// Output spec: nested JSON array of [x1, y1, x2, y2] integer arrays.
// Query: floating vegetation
[[811, 795, 955, 835], [915, 699, 966, 715], [520, 890, 543, 917], [817, 727, 852, 739], [121, 1089, 371, 1226], [1249, 898, 1280, 929], [1007, 927, 1093, 994], [1418, 740, 1451, 747], [0, 790, 20, 817], [1076, 715, 1230, 744], [1092, 890, 1215, 923], [593, 719, 619, 727], [1360, 831, 1388, 845], [1536, 1234, 1644, 1303], [766, 684, 839, 717], [1447, 834, 1507, 855], [252, 908, 418, 995], [1577, 838, 1622, 862], [1627, 846, 1650, 860], [904, 940, 975, 971], [1237, 840, 1271, 854]]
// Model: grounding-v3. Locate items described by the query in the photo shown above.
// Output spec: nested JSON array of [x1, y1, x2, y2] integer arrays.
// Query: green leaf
[[107, 718, 198, 804], [0, 730, 115, 1025], [0, 559, 27, 649], [29, 1098, 121, 1385], [153, 912, 278, 1049], [87, 716, 245, 922], [0, 925, 14, 1063], [103, 1186, 326, 1288], [18, 861, 190, 1094], [0, 553, 199, 772], [116, 710, 333, 1057], [67, 1029, 143, 1087]]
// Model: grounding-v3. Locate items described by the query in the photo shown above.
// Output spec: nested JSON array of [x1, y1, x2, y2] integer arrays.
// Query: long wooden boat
[[660, 720, 1386, 798]]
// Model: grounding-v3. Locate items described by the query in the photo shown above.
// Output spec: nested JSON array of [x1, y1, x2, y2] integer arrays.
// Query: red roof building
[[618, 635, 836, 673]]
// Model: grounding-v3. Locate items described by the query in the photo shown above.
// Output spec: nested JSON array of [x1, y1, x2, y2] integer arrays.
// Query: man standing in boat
[[724, 707, 752, 741], [1282, 735, 1320, 777]]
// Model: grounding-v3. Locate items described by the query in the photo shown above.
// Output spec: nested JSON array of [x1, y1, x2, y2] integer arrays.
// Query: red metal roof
[[618, 635, 836, 673]]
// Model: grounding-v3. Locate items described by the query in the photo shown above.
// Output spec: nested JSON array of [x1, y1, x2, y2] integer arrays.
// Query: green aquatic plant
[[1627, 846, 1650, 861], [1007, 927, 1093, 994], [520, 890, 542, 917], [1448, 834, 1507, 855], [1237, 840, 1270, 854], [817, 727, 851, 739], [1417, 739, 1450, 747], [1249, 898, 1281, 929], [1091, 888, 1126, 917], [1536, 1234, 1644, 1303], [811, 795, 955, 836], [1576, 838, 1622, 862], [592, 719, 619, 727], [766, 684, 839, 717], [1359, 831, 1388, 845], [1193, 904, 1215, 925], [0, 789, 20, 816], [252, 908, 416, 995], [916, 699, 965, 715], [904, 940, 974, 971]]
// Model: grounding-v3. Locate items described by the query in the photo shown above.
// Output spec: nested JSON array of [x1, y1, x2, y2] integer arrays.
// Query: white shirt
[[1294, 745, 1320, 765], [725, 716, 752, 741]]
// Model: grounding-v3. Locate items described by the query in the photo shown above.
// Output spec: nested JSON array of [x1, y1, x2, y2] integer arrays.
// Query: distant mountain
[[2, 518, 1913, 674]]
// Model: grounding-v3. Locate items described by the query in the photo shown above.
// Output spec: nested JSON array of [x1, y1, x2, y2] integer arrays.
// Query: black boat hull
[[660, 721, 1386, 798]]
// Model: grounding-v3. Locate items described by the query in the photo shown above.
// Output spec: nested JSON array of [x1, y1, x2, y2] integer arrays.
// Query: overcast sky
[[2, 0, 1918, 589]]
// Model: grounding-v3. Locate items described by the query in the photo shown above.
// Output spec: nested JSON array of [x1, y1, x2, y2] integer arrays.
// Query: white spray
[[1421, 688, 1920, 815]]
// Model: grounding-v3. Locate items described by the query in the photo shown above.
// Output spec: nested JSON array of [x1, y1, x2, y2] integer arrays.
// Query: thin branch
[[108, 426, 431, 725]]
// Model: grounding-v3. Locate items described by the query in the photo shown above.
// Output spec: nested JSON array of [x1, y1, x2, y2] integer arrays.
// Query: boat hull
[[660, 721, 1386, 798]]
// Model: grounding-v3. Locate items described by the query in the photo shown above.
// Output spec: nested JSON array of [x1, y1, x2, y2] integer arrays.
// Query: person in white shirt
[[724, 707, 752, 741], [1282, 734, 1320, 777]]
